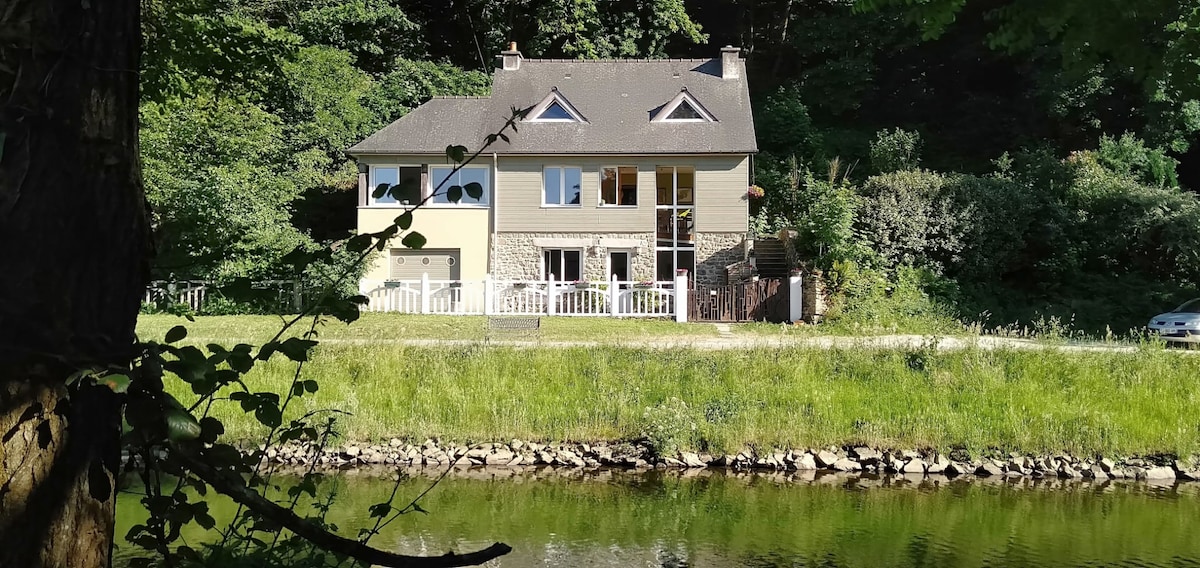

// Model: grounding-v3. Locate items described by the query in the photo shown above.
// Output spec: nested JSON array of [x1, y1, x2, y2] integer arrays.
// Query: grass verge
[[168, 342, 1200, 458], [137, 313, 719, 343]]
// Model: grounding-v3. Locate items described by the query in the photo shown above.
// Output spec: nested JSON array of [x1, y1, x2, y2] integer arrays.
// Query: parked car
[[1148, 298, 1200, 342]]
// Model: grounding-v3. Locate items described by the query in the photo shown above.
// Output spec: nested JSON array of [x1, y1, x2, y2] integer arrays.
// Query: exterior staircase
[[752, 238, 789, 279]]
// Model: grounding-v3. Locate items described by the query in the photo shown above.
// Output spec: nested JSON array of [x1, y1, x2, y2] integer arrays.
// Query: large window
[[600, 166, 637, 206], [429, 166, 490, 206], [371, 166, 422, 205], [543, 249, 582, 281], [655, 166, 696, 281], [543, 167, 582, 206]]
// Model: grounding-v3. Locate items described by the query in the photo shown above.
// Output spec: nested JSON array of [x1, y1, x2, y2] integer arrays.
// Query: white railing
[[143, 279, 303, 312], [360, 274, 688, 320]]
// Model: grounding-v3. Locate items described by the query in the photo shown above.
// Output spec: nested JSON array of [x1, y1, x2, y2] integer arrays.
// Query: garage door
[[389, 249, 460, 280]]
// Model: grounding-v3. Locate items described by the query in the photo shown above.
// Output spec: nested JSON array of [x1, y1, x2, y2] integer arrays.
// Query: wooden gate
[[689, 278, 789, 323]]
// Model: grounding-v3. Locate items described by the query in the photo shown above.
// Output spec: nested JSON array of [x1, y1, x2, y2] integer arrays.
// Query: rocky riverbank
[[247, 438, 1200, 482]]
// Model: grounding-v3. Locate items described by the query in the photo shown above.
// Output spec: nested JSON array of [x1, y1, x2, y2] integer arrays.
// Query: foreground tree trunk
[[0, 1, 147, 567]]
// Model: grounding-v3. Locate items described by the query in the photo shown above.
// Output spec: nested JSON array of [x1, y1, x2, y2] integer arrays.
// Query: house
[[348, 44, 757, 314]]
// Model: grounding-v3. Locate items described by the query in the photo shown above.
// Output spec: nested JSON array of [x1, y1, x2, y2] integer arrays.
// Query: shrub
[[640, 397, 697, 457], [869, 128, 922, 173], [856, 170, 966, 271]]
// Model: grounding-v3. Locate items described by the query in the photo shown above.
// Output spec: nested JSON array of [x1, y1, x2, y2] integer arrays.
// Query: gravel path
[[178, 333, 1175, 353]]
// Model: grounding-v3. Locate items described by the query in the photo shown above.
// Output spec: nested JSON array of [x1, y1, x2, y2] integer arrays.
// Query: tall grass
[[171, 342, 1200, 457]]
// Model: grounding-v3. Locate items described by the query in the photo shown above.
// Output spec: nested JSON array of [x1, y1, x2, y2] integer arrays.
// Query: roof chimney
[[720, 45, 741, 79], [500, 42, 523, 71]]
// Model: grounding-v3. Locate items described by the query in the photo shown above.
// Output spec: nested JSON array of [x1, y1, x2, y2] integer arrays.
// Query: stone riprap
[[232, 440, 1200, 483]]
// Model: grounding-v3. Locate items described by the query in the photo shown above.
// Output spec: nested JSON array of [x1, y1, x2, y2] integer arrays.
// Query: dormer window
[[667, 101, 703, 120], [539, 101, 575, 120], [526, 88, 586, 122], [652, 89, 716, 123]]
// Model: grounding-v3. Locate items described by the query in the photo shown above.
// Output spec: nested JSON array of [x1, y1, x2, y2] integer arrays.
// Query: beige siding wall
[[357, 208, 491, 282], [494, 155, 749, 233], [693, 155, 750, 233]]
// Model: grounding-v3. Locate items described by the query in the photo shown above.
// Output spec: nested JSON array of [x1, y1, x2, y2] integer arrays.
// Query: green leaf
[[465, 182, 483, 200], [281, 247, 314, 270], [102, 374, 131, 393], [372, 183, 390, 199], [254, 403, 282, 429], [303, 380, 319, 393], [165, 408, 202, 442], [395, 211, 413, 230], [445, 144, 467, 163], [368, 502, 392, 518], [199, 416, 224, 444], [278, 337, 318, 362], [401, 231, 426, 250], [447, 185, 463, 203], [257, 341, 279, 361], [346, 234, 373, 253], [229, 352, 254, 373], [165, 325, 187, 343]]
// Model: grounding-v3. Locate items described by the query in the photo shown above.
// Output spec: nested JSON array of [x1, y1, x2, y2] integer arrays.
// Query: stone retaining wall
[[240, 440, 1200, 483]]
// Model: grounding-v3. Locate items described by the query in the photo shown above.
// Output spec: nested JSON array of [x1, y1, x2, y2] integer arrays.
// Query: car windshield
[[1174, 298, 1200, 313]]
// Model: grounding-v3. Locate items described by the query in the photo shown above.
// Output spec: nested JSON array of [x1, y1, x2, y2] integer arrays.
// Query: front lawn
[[136, 313, 720, 344]]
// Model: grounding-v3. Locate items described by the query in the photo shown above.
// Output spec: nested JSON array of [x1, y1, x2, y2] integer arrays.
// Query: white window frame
[[652, 90, 717, 123], [428, 165, 491, 208], [542, 248, 585, 282], [525, 89, 587, 123], [542, 166, 584, 207], [368, 164, 423, 207], [599, 165, 638, 208]]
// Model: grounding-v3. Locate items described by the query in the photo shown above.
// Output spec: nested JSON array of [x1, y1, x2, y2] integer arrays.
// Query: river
[[115, 467, 1200, 567]]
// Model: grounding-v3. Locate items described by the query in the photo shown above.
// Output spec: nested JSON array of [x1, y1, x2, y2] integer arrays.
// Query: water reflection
[[116, 467, 1200, 567]]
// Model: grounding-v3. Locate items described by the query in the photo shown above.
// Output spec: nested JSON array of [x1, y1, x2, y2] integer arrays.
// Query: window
[[526, 90, 586, 122], [429, 166, 489, 206], [600, 166, 638, 206], [543, 249, 582, 281], [544, 167, 582, 206], [537, 102, 574, 120], [371, 166, 421, 205], [666, 101, 703, 120], [652, 90, 715, 123], [655, 166, 696, 280]]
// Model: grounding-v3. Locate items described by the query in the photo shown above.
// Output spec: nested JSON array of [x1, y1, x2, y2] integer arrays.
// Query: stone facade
[[494, 231, 748, 285], [694, 232, 749, 286], [493, 232, 656, 281]]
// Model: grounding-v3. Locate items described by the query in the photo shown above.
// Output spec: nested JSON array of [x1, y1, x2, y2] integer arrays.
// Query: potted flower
[[573, 280, 590, 290], [513, 282, 529, 290], [633, 280, 655, 290]]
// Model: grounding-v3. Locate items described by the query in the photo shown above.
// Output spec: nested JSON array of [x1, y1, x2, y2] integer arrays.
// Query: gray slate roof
[[350, 57, 756, 155]]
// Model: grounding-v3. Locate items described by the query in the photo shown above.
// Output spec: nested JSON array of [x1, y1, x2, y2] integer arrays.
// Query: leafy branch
[[118, 109, 530, 567]]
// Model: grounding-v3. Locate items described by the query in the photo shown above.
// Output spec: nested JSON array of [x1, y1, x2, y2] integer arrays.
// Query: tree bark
[[0, 1, 147, 567]]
